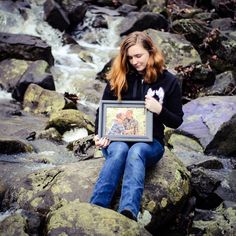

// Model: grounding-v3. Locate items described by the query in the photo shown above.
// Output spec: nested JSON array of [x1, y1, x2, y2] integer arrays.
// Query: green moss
[[47, 201, 151, 235], [160, 198, 168, 208], [31, 197, 43, 208], [146, 200, 156, 212], [51, 182, 72, 194]]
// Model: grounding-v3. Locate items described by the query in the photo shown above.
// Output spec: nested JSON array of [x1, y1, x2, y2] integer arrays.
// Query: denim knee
[[127, 144, 146, 163], [104, 142, 129, 160]]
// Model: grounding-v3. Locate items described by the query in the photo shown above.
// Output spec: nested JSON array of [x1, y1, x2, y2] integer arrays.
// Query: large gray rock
[[119, 12, 169, 36], [177, 96, 236, 156], [3, 150, 190, 232], [0, 138, 33, 154], [23, 84, 65, 114], [145, 29, 202, 70], [3, 159, 103, 215], [191, 204, 236, 235], [43, 0, 70, 32], [46, 109, 95, 134], [140, 148, 190, 233], [12, 60, 55, 102], [168, 133, 223, 169], [191, 168, 236, 208], [46, 201, 151, 236], [0, 210, 41, 236], [206, 71, 236, 96], [0, 59, 32, 92], [171, 18, 210, 45], [43, 0, 88, 31], [0, 32, 54, 66]]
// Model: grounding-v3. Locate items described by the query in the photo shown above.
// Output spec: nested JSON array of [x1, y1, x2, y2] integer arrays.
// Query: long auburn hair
[[106, 31, 165, 100]]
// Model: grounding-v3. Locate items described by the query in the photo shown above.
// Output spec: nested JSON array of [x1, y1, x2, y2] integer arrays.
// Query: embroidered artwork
[[147, 88, 156, 97], [156, 87, 164, 104], [146, 87, 165, 104]]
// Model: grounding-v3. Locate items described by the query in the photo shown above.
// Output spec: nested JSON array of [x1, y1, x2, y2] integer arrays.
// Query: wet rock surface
[[0, 0, 235, 235]]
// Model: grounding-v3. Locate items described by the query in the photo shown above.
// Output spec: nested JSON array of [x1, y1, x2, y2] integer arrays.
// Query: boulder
[[43, 0, 70, 32], [211, 0, 235, 18], [140, 0, 166, 14], [43, 0, 88, 31], [177, 96, 236, 156], [0, 138, 33, 154], [140, 148, 191, 233], [171, 18, 210, 45], [119, 12, 169, 36], [191, 204, 236, 235], [0, 210, 41, 236], [191, 168, 236, 209], [0, 32, 54, 66], [71, 78, 106, 104], [117, 4, 138, 16], [210, 18, 236, 32], [60, 0, 88, 27], [0, 59, 32, 92], [2, 159, 103, 216], [46, 201, 151, 236], [145, 29, 202, 70], [46, 109, 95, 134], [167, 133, 223, 169], [206, 71, 236, 96], [0, 212, 28, 236], [12, 60, 55, 102], [23, 84, 65, 114], [3, 150, 190, 232]]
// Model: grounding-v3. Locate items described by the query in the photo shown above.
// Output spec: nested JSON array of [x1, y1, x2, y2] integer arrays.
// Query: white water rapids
[[0, 3, 122, 95], [0, 2, 123, 142]]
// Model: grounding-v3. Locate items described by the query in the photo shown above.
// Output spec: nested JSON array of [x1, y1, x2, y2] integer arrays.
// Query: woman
[[90, 31, 184, 221]]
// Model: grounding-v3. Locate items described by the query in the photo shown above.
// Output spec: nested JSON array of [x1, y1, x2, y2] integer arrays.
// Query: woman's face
[[127, 43, 150, 72]]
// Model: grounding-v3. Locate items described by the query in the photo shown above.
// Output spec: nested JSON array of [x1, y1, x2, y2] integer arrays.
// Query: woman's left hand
[[145, 95, 162, 114]]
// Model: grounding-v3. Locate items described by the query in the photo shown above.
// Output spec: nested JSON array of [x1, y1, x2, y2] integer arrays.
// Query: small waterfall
[[0, 3, 123, 97], [0, 2, 123, 156]]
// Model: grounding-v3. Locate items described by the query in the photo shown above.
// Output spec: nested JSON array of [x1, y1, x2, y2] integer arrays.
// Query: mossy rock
[[23, 84, 65, 114], [46, 109, 94, 134], [46, 201, 151, 236], [0, 213, 28, 236], [0, 59, 32, 91], [3, 159, 103, 216], [140, 148, 191, 232]]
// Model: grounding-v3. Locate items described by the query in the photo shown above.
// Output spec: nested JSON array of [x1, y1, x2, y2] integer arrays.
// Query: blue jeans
[[89, 139, 164, 218]]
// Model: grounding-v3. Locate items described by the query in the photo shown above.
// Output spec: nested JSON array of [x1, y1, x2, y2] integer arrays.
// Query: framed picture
[[98, 100, 153, 142]]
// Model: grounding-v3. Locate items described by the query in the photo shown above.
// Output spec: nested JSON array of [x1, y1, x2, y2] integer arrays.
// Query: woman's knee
[[129, 143, 147, 156], [127, 143, 147, 163], [107, 142, 129, 159]]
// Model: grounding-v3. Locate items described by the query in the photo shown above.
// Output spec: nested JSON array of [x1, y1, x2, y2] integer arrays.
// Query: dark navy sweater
[[95, 69, 184, 145]]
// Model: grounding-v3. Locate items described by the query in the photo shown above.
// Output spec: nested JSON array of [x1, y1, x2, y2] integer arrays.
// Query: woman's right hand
[[93, 135, 110, 148]]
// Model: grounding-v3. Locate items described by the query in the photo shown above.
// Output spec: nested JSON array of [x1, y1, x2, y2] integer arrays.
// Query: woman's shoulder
[[161, 69, 177, 82], [151, 69, 181, 95]]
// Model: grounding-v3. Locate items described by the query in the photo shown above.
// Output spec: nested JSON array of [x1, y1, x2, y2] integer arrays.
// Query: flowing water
[[0, 2, 124, 218], [0, 3, 123, 171], [0, 3, 122, 95], [0, 2, 123, 149]]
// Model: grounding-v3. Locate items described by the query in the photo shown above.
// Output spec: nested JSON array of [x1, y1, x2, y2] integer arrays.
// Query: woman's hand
[[93, 135, 110, 148], [145, 95, 162, 114]]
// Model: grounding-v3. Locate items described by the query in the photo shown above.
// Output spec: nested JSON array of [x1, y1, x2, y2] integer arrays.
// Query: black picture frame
[[98, 100, 153, 142]]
